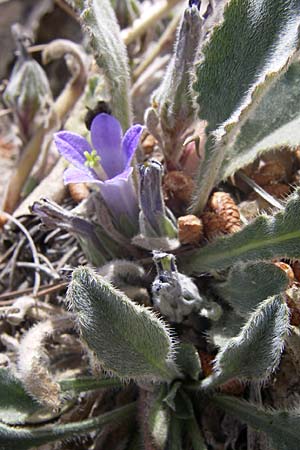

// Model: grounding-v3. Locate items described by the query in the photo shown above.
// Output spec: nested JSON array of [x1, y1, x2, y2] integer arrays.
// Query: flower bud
[[138, 159, 177, 239], [3, 24, 53, 142], [152, 252, 204, 323], [31, 198, 120, 266], [146, 4, 202, 162]]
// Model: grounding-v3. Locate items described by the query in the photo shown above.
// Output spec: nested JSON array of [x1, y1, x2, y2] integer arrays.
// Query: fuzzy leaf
[[214, 395, 300, 450], [0, 369, 41, 425], [183, 189, 300, 274], [201, 295, 289, 389], [59, 376, 123, 393], [148, 385, 170, 449], [68, 266, 179, 382], [219, 59, 300, 180], [186, 415, 207, 450], [0, 402, 136, 450], [80, 0, 132, 130], [175, 343, 202, 381], [213, 262, 289, 317], [167, 413, 183, 450], [207, 307, 244, 349], [192, 0, 300, 213]]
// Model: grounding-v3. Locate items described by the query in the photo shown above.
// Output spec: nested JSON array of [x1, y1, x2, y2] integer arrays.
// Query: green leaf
[[80, 0, 132, 130], [219, 59, 300, 180], [59, 376, 123, 393], [183, 189, 300, 274], [207, 307, 244, 349], [0, 369, 41, 425], [213, 395, 300, 450], [192, 0, 300, 212], [0, 402, 136, 450], [148, 385, 170, 449], [201, 295, 289, 389], [164, 381, 181, 412], [68, 266, 179, 382], [185, 414, 207, 450], [167, 413, 183, 450], [195, 0, 300, 132], [213, 262, 289, 317], [175, 343, 202, 381]]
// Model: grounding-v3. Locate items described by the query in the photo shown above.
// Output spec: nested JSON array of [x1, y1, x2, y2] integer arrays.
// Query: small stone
[[238, 200, 260, 221], [68, 182, 90, 203], [178, 214, 203, 245]]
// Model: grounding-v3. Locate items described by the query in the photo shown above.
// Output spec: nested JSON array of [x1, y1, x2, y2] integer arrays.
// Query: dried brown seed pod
[[201, 211, 227, 240], [292, 261, 300, 282], [208, 191, 241, 234], [274, 262, 295, 285], [177, 214, 203, 245], [68, 182, 89, 203], [252, 160, 286, 186], [286, 293, 300, 327], [163, 170, 195, 204]]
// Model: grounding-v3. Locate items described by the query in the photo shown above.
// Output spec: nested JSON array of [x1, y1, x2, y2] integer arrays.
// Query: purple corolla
[[54, 113, 143, 229]]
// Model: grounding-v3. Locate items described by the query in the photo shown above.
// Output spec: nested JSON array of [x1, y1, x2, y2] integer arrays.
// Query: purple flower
[[54, 113, 143, 228]]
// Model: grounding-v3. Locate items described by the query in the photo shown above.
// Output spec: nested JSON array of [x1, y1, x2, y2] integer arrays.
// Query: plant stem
[[122, 0, 182, 45], [133, 9, 181, 81]]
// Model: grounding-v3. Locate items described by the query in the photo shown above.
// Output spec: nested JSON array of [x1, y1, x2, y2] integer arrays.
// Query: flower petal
[[90, 113, 124, 178], [122, 124, 144, 170], [100, 167, 139, 227], [63, 167, 100, 185], [54, 132, 92, 168]]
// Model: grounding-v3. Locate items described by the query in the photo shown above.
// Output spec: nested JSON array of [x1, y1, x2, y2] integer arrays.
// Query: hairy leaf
[[175, 343, 202, 381], [192, 0, 300, 212], [68, 267, 179, 382], [80, 0, 132, 130], [213, 262, 289, 316], [202, 295, 289, 389], [207, 307, 245, 349], [219, 59, 300, 180], [214, 395, 300, 450], [59, 376, 123, 393], [167, 413, 183, 450], [186, 414, 207, 450], [183, 189, 300, 274], [0, 402, 136, 450], [0, 369, 41, 425], [148, 385, 170, 449]]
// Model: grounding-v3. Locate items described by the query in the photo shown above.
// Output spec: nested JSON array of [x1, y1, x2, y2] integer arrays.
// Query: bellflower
[[54, 113, 143, 230]]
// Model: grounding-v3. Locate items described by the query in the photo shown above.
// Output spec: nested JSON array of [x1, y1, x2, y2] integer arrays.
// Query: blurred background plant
[[2, 1, 300, 449]]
